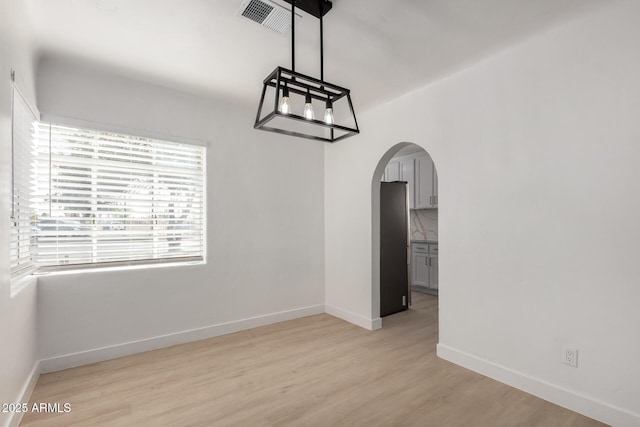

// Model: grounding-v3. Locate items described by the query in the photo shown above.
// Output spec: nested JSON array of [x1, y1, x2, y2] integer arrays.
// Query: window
[[10, 87, 38, 278], [32, 123, 206, 270]]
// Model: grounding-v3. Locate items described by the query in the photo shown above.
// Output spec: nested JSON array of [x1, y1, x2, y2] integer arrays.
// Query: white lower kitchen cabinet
[[428, 255, 438, 289], [411, 242, 438, 291], [412, 252, 429, 287]]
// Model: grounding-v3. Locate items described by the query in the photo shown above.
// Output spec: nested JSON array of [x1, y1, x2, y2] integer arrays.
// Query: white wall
[[0, 2, 39, 427], [35, 58, 325, 369], [325, 1, 640, 425]]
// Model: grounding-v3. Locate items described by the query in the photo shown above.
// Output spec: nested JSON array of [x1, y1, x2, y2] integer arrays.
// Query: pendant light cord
[[319, 0, 324, 81], [292, 0, 327, 80], [291, 0, 296, 72]]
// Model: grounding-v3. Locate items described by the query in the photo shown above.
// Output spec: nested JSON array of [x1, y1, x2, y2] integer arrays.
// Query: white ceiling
[[25, 0, 612, 111]]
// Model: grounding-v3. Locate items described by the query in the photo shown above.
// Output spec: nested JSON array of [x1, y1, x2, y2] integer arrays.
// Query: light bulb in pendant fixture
[[324, 98, 334, 125], [303, 91, 315, 120], [279, 84, 290, 114]]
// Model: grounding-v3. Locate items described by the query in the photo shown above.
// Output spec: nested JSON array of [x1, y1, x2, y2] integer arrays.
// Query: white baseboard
[[437, 343, 640, 427], [7, 361, 41, 427], [325, 305, 382, 331], [40, 304, 325, 374]]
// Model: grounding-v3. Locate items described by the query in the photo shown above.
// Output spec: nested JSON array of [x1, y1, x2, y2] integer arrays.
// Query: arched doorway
[[371, 142, 438, 322]]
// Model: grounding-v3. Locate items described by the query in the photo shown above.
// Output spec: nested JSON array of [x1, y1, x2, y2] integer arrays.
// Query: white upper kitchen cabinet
[[415, 154, 437, 209], [383, 158, 415, 208], [383, 151, 437, 210], [384, 161, 401, 182], [400, 157, 415, 209]]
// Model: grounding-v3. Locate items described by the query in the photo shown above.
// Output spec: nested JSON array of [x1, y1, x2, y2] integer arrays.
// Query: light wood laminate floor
[[22, 293, 605, 426]]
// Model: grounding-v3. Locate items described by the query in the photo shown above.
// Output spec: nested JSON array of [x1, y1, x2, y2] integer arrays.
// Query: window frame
[[9, 84, 39, 280], [29, 118, 208, 273]]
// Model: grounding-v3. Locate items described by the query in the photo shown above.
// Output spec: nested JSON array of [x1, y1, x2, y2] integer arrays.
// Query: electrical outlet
[[563, 346, 578, 367]]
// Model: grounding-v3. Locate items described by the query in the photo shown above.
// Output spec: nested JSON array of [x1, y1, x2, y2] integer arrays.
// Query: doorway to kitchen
[[372, 142, 439, 322]]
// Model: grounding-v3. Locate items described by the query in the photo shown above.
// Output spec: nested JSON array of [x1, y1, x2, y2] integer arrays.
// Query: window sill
[[10, 274, 37, 298], [34, 259, 206, 277]]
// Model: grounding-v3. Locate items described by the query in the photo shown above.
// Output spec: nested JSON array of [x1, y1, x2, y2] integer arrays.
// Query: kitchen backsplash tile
[[410, 209, 438, 241]]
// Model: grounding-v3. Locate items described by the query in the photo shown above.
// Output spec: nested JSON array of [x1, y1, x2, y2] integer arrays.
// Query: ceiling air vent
[[238, 0, 300, 35]]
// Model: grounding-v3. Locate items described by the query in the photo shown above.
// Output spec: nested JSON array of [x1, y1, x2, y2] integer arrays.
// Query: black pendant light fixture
[[254, 0, 359, 143]]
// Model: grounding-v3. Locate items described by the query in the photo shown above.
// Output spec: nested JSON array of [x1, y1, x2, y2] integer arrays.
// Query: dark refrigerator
[[380, 181, 410, 317]]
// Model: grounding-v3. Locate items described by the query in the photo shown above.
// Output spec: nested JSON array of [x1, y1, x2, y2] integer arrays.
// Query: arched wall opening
[[371, 141, 438, 322]]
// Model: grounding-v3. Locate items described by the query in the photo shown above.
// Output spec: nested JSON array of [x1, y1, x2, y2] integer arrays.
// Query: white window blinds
[[33, 124, 206, 270], [10, 88, 38, 278]]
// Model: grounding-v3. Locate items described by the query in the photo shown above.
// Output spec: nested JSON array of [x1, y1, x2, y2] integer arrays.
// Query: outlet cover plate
[[563, 346, 578, 367]]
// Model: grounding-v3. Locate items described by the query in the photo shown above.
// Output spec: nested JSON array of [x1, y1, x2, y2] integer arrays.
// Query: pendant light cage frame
[[253, 0, 359, 143], [254, 66, 359, 143]]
